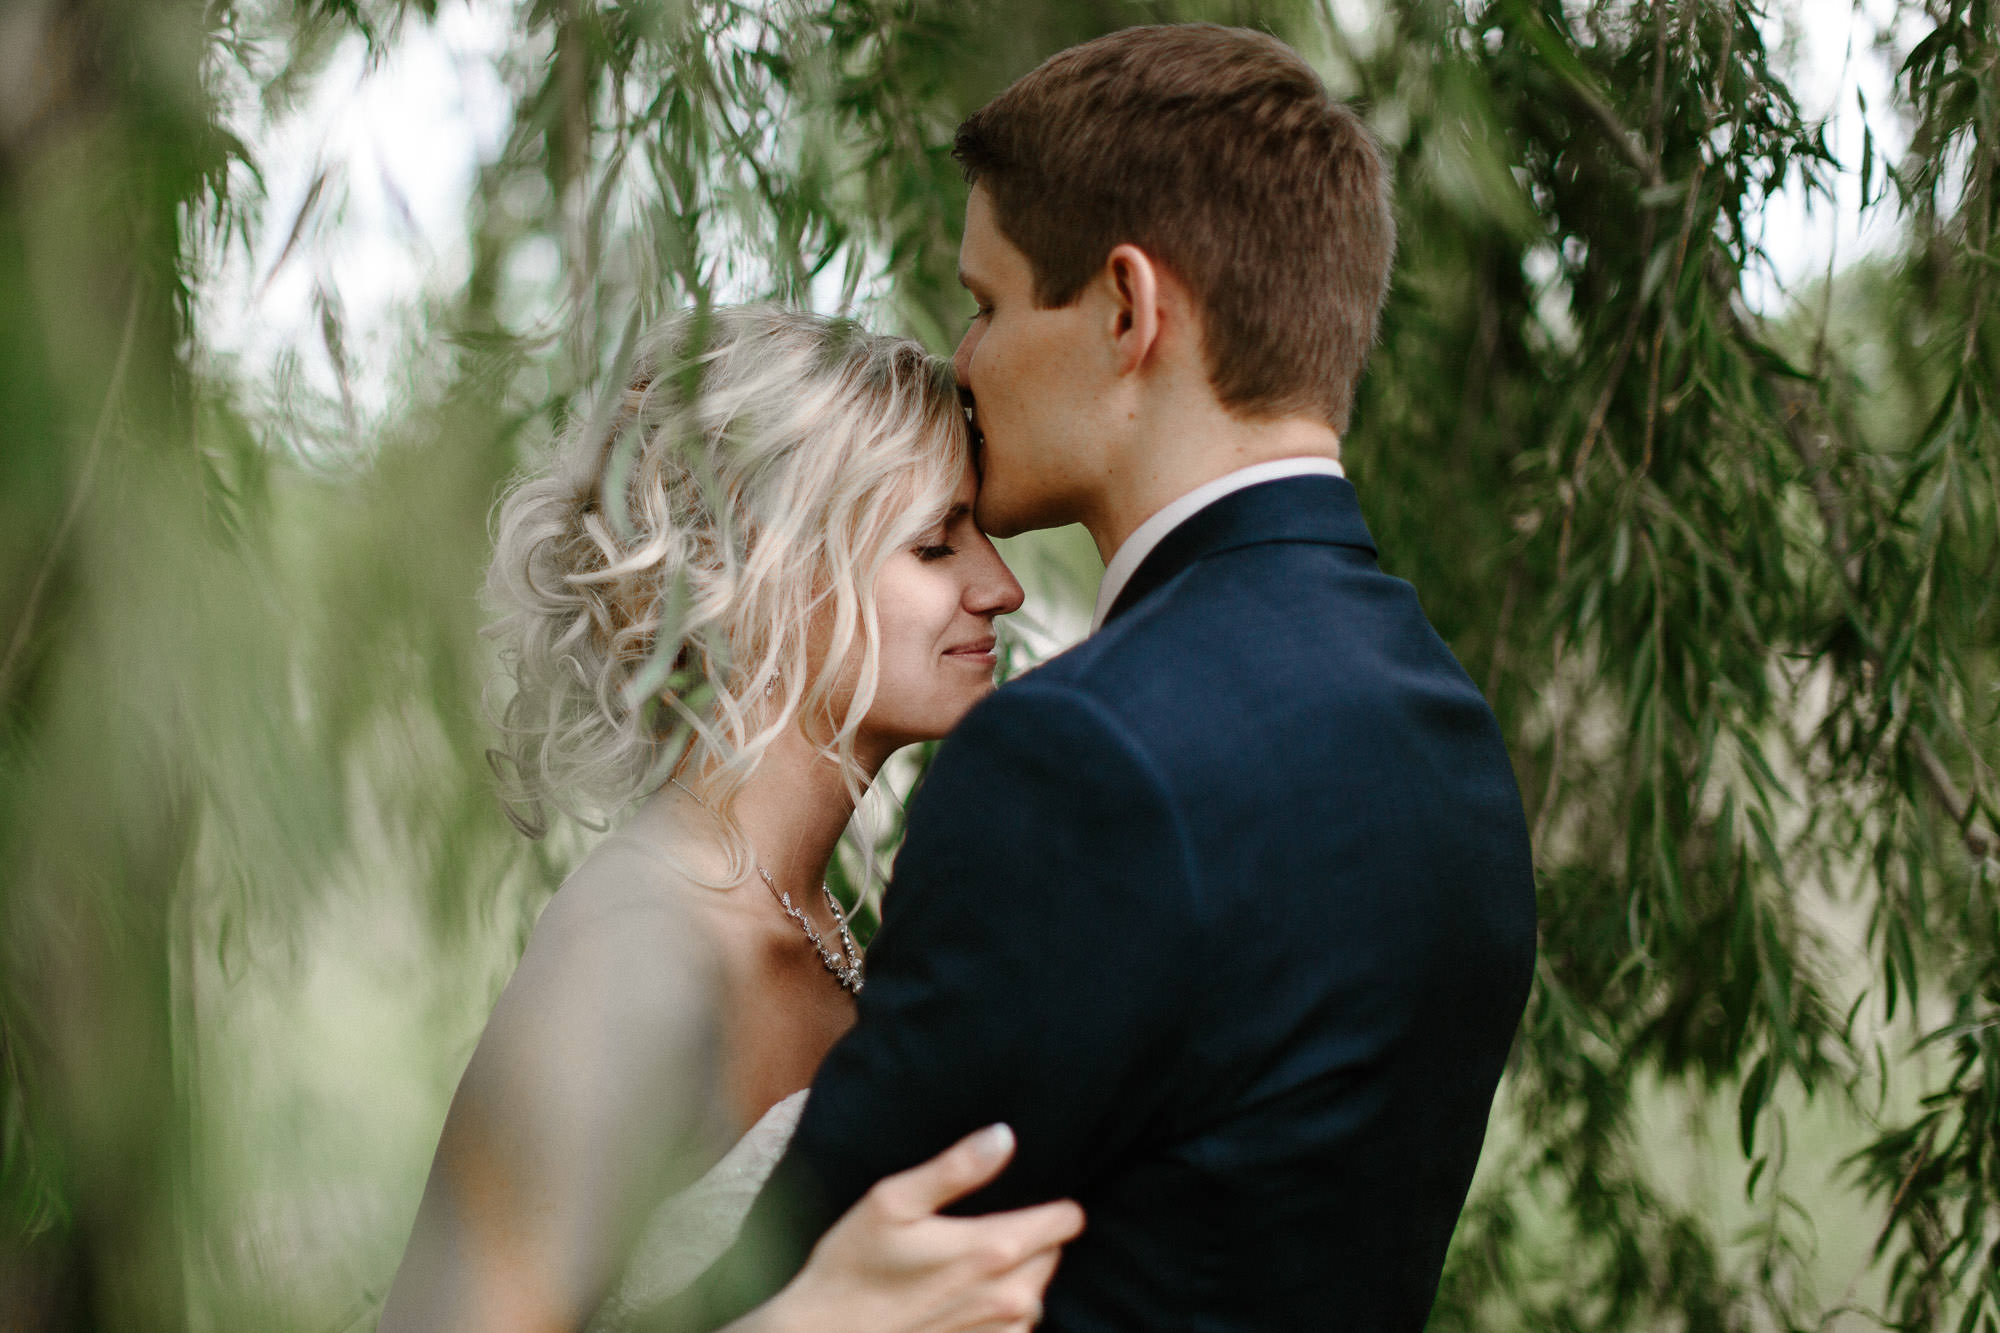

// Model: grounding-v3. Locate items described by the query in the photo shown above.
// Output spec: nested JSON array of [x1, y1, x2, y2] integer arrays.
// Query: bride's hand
[[742, 1124, 1084, 1333]]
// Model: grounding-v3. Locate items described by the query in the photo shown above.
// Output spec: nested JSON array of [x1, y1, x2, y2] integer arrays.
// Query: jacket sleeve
[[681, 677, 1202, 1324]]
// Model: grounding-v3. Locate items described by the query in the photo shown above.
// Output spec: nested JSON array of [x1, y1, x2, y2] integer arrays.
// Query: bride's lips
[[943, 635, 998, 665]]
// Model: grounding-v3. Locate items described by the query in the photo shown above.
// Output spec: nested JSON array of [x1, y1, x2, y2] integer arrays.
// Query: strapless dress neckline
[[590, 1088, 809, 1328]]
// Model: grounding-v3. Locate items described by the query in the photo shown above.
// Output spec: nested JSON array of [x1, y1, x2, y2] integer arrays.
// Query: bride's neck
[[714, 724, 872, 898]]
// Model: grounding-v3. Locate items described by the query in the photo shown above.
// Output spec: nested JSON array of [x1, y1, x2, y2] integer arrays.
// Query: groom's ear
[[1104, 243, 1162, 378]]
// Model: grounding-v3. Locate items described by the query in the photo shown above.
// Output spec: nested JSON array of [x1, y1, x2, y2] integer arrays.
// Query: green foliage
[[1, 0, 1995, 1328], [1345, 0, 1998, 1327]]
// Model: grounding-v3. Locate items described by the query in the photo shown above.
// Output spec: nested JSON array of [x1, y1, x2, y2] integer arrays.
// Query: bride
[[379, 306, 1083, 1332]]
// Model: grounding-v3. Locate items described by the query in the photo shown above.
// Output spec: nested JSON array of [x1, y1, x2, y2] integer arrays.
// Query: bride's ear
[[1105, 243, 1162, 378]]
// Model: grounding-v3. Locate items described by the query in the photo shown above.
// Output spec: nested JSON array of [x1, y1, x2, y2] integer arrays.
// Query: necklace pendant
[[754, 865, 864, 994], [668, 779, 862, 991]]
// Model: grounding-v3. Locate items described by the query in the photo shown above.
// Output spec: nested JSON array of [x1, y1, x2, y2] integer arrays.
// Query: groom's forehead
[[959, 233, 1078, 302], [957, 188, 1019, 288], [956, 256, 996, 296]]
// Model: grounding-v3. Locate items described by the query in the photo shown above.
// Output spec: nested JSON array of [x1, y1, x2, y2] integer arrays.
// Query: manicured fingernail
[[972, 1122, 1014, 1163]]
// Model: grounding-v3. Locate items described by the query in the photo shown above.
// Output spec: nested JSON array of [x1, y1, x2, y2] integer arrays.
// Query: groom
[[712, 23, 1536, 1330]]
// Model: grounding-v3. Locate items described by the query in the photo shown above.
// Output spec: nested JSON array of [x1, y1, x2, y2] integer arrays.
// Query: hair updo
[[484, 305, 971, 863]]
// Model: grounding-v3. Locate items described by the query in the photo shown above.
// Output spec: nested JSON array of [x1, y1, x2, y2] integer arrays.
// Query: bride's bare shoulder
[[438, 829, 736, 1210], [379, 833, 733, 1331], [540, 828, 717, 931], [498, 831, 727, 1043]]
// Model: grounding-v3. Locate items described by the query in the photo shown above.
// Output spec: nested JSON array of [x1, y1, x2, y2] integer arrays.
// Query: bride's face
[[854, 464, 1024, 760]]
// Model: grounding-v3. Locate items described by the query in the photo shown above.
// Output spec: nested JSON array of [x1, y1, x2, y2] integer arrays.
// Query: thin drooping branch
[[1552, 58, 1661, 185], [1778, 385, 1994, 859], [0, 282, 142, 705]]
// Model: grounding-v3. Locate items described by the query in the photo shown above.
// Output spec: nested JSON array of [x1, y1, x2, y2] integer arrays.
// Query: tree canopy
[[0, 0, 1994, 1329]]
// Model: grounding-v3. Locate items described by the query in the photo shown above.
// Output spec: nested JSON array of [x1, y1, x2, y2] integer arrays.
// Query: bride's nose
[[965, 543, 1024, 618]]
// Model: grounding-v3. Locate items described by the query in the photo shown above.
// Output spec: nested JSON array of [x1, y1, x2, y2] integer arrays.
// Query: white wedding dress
[[589, 1089, 810, 1329]]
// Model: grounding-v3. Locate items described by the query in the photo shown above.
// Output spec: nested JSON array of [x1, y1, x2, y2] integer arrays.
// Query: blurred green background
[[1, 0, 1995, 1329]]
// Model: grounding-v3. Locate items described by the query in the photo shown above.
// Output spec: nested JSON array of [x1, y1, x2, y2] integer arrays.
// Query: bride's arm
[[378, 850, 1083, 1333], [379, 856, 729, 1332]]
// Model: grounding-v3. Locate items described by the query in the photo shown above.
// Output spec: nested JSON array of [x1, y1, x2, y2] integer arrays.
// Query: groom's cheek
[[973, 487, 1022, 540]]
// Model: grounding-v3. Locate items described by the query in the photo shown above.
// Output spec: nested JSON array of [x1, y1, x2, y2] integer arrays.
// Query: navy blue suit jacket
[[699, 475, 1537, 1330]]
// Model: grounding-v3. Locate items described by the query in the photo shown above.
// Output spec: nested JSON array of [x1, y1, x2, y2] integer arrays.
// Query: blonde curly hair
[[484, 306, 971, 874]]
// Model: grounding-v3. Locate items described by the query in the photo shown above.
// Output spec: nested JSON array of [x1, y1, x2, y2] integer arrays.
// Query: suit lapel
[[1102, 475, 1377, 629]]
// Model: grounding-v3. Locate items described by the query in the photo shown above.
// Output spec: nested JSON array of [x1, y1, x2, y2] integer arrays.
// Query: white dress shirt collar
[[1089, 456, 1347, 634]]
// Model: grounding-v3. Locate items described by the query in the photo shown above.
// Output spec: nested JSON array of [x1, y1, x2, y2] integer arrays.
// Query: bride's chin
[[861, 685, 1000, 754], [908, 698, 989, 748]]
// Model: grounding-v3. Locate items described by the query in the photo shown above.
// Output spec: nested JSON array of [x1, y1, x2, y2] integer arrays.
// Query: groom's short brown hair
[[953, 24, 1393, 433]]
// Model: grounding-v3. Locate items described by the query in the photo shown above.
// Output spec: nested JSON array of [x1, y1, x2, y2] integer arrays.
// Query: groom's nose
[[952, 320, 982, 396]]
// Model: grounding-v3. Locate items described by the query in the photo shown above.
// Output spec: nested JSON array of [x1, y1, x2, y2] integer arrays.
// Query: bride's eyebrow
[[916, 503, 970, 539]]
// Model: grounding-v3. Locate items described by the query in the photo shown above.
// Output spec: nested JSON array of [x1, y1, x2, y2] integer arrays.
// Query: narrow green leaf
[[1740, 1054, 1773, 1156]]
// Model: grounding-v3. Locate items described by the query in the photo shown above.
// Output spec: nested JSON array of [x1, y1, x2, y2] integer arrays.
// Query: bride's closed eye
[[915, 542, 959, 562]]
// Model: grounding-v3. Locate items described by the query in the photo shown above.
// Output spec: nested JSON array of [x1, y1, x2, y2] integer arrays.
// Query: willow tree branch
[[0, 282, 142, 705], [1555, 62, 1660, 185], [1776, 383, 1995, 860]]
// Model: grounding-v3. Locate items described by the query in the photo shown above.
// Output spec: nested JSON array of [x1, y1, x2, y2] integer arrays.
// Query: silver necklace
[[755, 865, 865, 995], [669, 778, 865, 994]]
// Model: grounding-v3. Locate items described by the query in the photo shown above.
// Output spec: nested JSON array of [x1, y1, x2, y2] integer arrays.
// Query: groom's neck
[[1082, 401, 1344, 565]]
